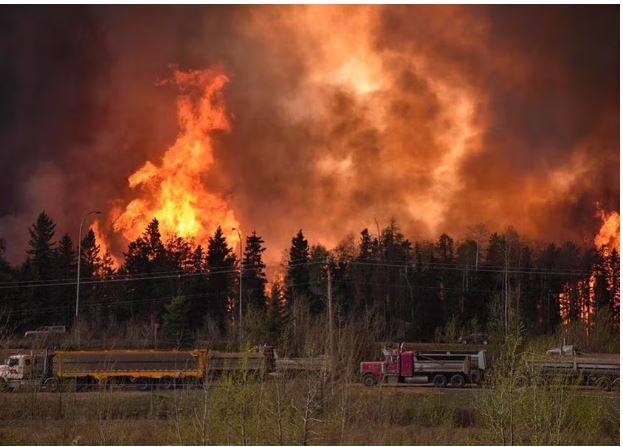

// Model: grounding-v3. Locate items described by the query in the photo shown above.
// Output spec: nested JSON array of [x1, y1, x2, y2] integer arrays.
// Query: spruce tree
[[266, 282, 283, 343], [285, 230, 310, 308], [353, 228, 376, 313], [205, 226, 236, 333], [123, 219, 169, 320], [242, 231, 267, 311], [27, 211, 56, 280], [55, 234, 75, 279], [80, 229, 101, 279], [23, 211, 57, 327]]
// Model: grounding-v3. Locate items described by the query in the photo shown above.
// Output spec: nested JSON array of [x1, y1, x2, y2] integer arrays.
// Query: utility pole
[[233, 228, 243, 346], [504, 244, 509, 336], [75, 210, 101, 331], [326, 256, 334, 380]]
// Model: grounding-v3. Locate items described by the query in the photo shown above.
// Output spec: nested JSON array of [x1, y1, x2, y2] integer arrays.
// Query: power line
[[0, 260, 327, 289]]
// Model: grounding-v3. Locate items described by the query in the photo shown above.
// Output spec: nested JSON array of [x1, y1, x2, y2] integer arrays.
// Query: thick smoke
[[0, 5, 618, 264]]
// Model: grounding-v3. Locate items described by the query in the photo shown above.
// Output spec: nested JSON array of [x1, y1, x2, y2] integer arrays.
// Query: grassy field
[[0, 379, 618, 445]]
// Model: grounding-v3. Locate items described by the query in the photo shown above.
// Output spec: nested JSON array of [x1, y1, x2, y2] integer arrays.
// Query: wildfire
[[559, 207, 620, 329], [594, 209, 620, 253], [91, 219, 120, 268], [112, 68, 240, 249]]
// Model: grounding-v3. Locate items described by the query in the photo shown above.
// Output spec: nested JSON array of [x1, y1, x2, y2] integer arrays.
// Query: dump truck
[[524, 345, 619, 391], [0, 348, 273, 392], [360, 344, 487, 387]]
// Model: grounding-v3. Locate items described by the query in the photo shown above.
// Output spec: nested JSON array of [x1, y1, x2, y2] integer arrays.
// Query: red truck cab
[[360, 346, 405, 386]]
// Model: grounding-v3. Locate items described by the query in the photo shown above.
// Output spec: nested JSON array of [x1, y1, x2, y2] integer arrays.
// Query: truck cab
[[360, 346, 405, 386], [0, 353, 54, 391]]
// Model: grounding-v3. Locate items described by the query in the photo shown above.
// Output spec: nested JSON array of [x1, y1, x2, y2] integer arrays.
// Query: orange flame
[[594, 209, 620, 253], [112, 68, 240, 249], [91, 219, 120, 268]]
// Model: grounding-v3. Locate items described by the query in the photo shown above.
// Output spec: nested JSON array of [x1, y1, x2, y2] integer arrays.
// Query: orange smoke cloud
[[111, 68, 239, 249]]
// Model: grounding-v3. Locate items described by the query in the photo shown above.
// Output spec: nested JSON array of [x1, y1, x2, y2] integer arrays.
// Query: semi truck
[[525, 345, 619, 391], [0, 348, 272, 392], [360, 345, 487, 387]]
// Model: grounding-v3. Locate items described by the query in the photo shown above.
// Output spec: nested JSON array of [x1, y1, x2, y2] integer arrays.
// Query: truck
[[524, 345, 619, 391], [360, 345, 487, 387], [0, 348, 272, 392]]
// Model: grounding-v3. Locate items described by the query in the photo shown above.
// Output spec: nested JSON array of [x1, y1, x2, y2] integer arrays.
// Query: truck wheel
[[0, 378, 8, 392], [138, 380, 151, 392], [159, 378, 174, 390], [362, 374, 378, 387], [613, 378, 619, 389], [450, 374, 465, 388], [44, 377, 60, 393], [597, 377, 612, 391], [432, 374, 447, 388]]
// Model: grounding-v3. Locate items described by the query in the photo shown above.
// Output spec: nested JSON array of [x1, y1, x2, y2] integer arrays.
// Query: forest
[[0, 211, 619, 350]]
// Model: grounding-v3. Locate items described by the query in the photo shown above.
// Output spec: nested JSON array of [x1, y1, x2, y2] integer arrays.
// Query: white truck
[[0, 351, 54, 391]]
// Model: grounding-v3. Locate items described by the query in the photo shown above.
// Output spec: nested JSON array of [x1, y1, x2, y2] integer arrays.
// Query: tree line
[[0, 211, 619, 347]]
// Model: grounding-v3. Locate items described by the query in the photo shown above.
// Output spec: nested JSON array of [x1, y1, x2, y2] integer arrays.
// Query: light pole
[[232, 228, 243, 344], [76, 210, 101, 326]]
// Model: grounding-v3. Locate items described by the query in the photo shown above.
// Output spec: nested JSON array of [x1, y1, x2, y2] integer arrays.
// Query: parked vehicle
[[360, 344, 487, 387], [24, 325, 66, 338], [525, 345, 619, 391], [458, 332, 488, 345]]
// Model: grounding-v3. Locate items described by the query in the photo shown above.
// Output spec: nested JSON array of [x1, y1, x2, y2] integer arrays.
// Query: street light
[[232, 227, 243, 343], [76, 210, 102, 325]]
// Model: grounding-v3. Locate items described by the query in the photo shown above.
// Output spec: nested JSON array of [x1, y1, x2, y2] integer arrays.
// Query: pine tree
[[205, 226, 236, 333], [27, 211, 56, 280], [80, 229, 101, 279], [187, 245, 207, 330], [266, 282, 284, 343], [242, 231, 267, 311], [23, 211, 57, 327], [55, 234, 75, 279], [285, 230, 310, 308], [353, 228, 376, 313], [123, 219, 169, 320]]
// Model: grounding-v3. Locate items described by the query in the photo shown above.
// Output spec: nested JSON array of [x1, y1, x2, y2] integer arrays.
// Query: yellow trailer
[[48, 349, 208, 390]]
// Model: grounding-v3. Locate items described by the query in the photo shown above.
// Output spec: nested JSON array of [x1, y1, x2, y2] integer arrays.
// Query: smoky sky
[[0, 5, 619, 264]]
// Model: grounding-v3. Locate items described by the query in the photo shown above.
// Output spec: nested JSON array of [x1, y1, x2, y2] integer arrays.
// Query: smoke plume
[[0, 5, 618, 264]]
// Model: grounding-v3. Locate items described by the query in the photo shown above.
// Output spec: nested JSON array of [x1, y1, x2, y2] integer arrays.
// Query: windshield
[[7, 358, 18, 367]]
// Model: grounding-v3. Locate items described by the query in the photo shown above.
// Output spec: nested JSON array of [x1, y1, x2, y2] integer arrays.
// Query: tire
[[362, 374, 378, 387], [44, 377, 60, 393], [613, 377, 619, 389], [450, 374, 465, 388], [159, 377, 175, 390], [432, 374, 447, 388], [0, 378, 8, 392], [596, 376, 612, 391]]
